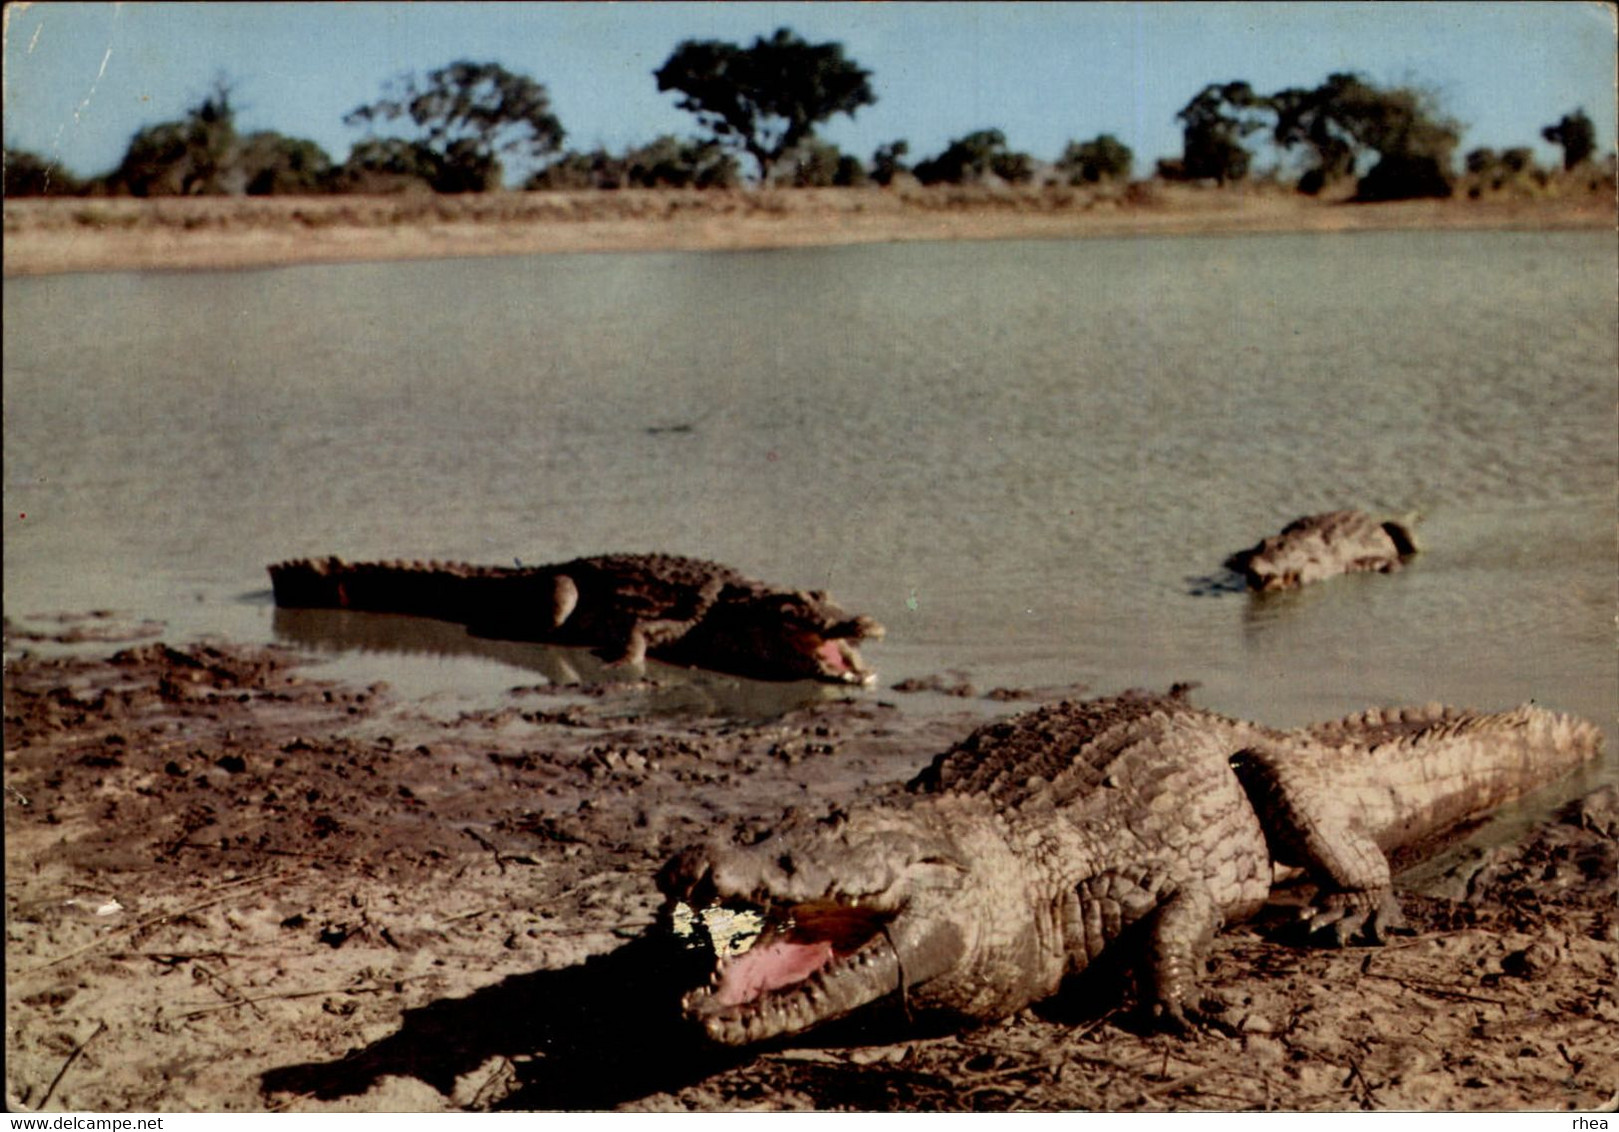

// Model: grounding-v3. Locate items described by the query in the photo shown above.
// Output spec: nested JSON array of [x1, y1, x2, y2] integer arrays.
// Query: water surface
[[5, 230, 1613, 792]]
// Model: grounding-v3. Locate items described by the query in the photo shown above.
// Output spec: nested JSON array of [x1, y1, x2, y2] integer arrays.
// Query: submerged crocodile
[[659, 689, 1600, 1045], [1226, 510, 1419, 592], [267, 554, 884, 685]]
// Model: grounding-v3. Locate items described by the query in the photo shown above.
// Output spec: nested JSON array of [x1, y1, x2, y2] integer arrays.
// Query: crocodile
[[1225, 510, 1419, 592], [658, 689, 1601, 1045], [267, 554, 884, 685]]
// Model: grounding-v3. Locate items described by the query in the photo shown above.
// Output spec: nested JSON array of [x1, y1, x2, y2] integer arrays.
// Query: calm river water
[[4, 229, 1614, 785]]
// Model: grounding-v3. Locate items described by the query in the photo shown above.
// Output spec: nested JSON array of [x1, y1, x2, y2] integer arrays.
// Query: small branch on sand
[[1358, 971, 1515, 1006], [192, 961, 269, 1021], [462, 826, 510, 874], [117, 950, 247, 964], [38, 1019, 107, 1110], [175, 973, 435, 1020], [175, 841, 326, 859], [24, 872, 282, 974]]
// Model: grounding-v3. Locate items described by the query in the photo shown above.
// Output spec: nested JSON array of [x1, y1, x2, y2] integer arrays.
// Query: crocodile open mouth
[[670, 899, 900, 1040], [797, 615, 884, 685], [806, 636, 874, 685]]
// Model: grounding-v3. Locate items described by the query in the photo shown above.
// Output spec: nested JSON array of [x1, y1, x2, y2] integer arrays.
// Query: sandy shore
[[5, 184, 1613, 276], [4, 626, 1615, 1112]]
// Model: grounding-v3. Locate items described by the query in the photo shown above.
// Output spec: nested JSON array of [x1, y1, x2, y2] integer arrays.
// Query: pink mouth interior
[[816, 639, 850, 672], [714, 938, 835, 1006]]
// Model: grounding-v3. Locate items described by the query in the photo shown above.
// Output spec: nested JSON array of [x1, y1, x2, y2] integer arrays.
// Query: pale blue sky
[[3, 2, 1614, 181]]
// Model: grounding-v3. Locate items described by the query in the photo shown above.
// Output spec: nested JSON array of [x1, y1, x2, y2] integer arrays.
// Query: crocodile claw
[[1149, 999, 1197, 1037], [1292, 890, 1407, 947]]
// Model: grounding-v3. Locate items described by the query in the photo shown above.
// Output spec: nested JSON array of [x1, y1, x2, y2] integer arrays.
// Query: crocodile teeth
[[815, 638, 876, 685], [696, 933, 900, 1044]]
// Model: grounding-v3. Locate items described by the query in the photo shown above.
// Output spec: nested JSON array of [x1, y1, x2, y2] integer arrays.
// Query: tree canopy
[[1289, 74, 1459, 201], [1542, 109, 1596, 170], [778, 139, 867, 187], [5, 147, 84, 196], [98, 77, 335, 197], [654, 27, 875, 182], [111, 77, 241, 196], [526, 136, 741, 191], [1058, 134, 1133, 184], [870, 140, 910, 186], [912, 129, 1034, 185], [238, 132, 334, 195], [1172, 81, 1269, 185], [345, 61, 564, 191], [1167, 73, 1461, 199]]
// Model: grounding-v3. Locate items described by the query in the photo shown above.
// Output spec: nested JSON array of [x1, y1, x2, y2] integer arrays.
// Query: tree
[[621, 136, 740, 188], [912, 129, 1034, 185], [523, 149, 610, 191], [1462, 146, 1544, 198], [1542, 109, 1596, 170], [526, 136, 741, 191], [654, 27, 875, 183], [3, 147, 82, 196], [1269, 73, 1362, 193], [778, 139, 866, 187], [1267, 73, 1459, 200], [111, 77, 241, 195], [1057, 134, 1133, 184], [345, 61, 564, 191], [238, 132, 334, 195], [1353, 153, 1454, 201], [1464, 147, 1498, 177], [333, 138, 443, 193], [1172, 81, 1269, 185], [1337, 81, 1458, 201], [1500, 147, 1535, 175], [871, 140, 909, 186]]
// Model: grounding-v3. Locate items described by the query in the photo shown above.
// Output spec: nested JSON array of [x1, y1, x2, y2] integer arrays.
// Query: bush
[[913, 130, 1034, 185], [1058, 134, 1133, 184], [1354, 153, 1453, 201], [4, 148, 82, 196]]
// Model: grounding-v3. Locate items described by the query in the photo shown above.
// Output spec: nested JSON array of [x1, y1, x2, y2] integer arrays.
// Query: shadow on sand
[[259, 930, 1149, 1111], [259, 933, 962, 1110], [261, 936, 752, 1109]]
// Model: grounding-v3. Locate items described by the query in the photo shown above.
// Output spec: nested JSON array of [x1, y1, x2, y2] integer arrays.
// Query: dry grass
[[4, 182, 1613, 276]]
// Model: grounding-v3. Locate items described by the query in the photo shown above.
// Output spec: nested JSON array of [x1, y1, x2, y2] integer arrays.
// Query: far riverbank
[[5, 182, 1613, 276]]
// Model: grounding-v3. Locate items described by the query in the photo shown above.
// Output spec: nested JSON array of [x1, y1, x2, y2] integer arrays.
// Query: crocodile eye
[[701, 906, 765, 957]]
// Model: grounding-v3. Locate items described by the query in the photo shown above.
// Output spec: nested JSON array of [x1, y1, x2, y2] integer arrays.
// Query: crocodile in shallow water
[[658, 689, 1600, 1044], [1226, 510, 1418, 592], [268, 554, 884, 685]]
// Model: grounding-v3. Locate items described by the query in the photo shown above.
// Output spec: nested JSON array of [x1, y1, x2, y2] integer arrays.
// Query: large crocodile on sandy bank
[[1226, 510, 1419, 592], [268, 554, 884, 685], [659, 689, 1600, 1045]]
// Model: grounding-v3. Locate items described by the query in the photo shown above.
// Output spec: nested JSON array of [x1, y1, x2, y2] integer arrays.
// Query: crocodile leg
[[1229, 746, 1404, 947], [549, 573, 579, 629], [594, 615, 698, 666], [1068, 868, 1228, 1032], [467, 572, 581, 642], [1142, 880, 1226, 1031], [598, 575, 730, 666]]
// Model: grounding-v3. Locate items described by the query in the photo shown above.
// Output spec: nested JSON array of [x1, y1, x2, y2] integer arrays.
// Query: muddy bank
[[5, 184, 1612, 276], [4, 638, 1616, 1112]]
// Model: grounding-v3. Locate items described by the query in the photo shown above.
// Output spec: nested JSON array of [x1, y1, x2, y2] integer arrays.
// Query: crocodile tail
[[267, 557, 492, 622], [1301, 703, 1604, 851], [268, 557, 351, 608]]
